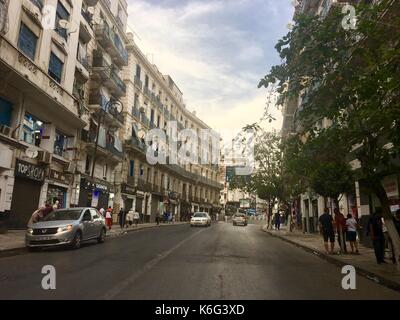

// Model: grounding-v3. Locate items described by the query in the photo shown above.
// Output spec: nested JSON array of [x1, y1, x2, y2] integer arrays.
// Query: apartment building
[[0, 0, 223, 230], [282, 0, 398, 235], [118, 34, 223, 222], [74, 0, 128, 211], [0, 0, 90, 229]]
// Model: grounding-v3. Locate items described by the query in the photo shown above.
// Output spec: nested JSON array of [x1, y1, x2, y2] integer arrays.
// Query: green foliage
[[260, 0, 400, 209]]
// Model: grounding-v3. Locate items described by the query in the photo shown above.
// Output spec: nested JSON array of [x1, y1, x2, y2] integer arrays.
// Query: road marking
[[103, 228, 206, 299]]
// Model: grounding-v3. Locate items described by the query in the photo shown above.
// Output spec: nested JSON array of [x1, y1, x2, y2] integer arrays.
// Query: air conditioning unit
[[37, 151, 52, 164], [64, 162, 76, 174], [0, 125, 11, 137]]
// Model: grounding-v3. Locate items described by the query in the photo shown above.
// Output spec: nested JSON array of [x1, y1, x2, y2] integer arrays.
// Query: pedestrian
[[345, 213, 359, 254], [367, 209, 386, 264], [126, 208, 134, 228], [274, 212, 281, 230], [334, 208, 347, 254], [319, 207, 335, 254], [106, 207, 112, 230], [155, 210, 161, 225], [118, 207, 126, 229], [99, 207, 105, 218], [31, 202, 53, 223], [53, 200, 60, 210], [394, 209, 400, 236], [133, 209, 140, 227]]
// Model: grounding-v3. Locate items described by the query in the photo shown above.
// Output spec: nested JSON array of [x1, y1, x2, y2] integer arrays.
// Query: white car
[[190, 212, 211, 227]]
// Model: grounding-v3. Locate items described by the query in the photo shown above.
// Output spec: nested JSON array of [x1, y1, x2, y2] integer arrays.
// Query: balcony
[[82, 129, 123, 161], [92, 56, 126, 97], [75, 55, 90, 83], [134, 76, 143, 91], [143, 86, 152, 99], [111, 34, 129, 67], [88, 94, 124, 126], [137, 178, 152, 192], [95, 23, 114, 49], [125, 136, 147, 155], [140, 113, 149, 127], [81, 8, 93, 26]]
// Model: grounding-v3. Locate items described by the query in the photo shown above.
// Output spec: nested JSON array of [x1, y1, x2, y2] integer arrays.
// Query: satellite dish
[[58, 20, 70, 29], [25, 148, 38, 159]]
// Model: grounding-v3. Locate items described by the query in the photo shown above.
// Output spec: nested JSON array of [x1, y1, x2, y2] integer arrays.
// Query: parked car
[[26, 207, 107, 250], [233, 213, 248, 226], [190, 212, 212, 227]]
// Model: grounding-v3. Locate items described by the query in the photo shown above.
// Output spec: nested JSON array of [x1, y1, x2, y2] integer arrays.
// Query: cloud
[[126, 0, 293, 132]]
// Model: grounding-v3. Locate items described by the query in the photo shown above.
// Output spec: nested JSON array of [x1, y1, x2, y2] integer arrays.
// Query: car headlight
[[27, 228, 33, 234], [57, 225, 73, 233]]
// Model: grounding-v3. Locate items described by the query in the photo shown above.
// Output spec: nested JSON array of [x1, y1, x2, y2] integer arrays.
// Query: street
[[0, 222, 399, 300]]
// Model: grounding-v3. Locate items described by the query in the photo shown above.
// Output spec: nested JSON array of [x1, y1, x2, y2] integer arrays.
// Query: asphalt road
[[0, 222, 399, 300]]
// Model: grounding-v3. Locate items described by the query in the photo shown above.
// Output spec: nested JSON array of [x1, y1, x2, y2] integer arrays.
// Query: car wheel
[[70, 231, 82, 250], [97, 228, 106, 244]]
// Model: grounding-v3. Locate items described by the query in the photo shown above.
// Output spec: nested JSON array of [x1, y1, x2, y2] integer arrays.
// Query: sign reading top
[[15, 159, 45, 182]]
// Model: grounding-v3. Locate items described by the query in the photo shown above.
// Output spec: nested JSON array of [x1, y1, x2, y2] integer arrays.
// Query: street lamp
[[88, 98, 123, 206]]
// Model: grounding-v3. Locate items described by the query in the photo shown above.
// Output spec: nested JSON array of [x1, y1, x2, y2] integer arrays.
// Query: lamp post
[[88, 98, 123, 206]]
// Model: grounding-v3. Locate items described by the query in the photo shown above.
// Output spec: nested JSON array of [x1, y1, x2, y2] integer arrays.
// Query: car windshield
[[235, 214, 245, 218], [193, 213, 207, 218], [43, 209, 82, 221]]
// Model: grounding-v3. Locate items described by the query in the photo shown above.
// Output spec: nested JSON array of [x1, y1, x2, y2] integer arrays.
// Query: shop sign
[[121, 184, 136, 195], [49, 169, 72, 184], [81, 178, 110, 193], [15, 159, 45, 182], [383, 175, 399, 200]]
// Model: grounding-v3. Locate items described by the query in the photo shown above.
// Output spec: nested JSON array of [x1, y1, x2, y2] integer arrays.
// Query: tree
[[229, 129, 284, 228], [259, 0, 400, 267]]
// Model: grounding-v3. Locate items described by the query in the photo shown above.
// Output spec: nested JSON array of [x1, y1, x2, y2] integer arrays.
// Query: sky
[[126, 0, 295, 134]]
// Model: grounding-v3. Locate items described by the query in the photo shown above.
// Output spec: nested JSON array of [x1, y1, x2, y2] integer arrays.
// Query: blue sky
[[126, 0, 294, 131]]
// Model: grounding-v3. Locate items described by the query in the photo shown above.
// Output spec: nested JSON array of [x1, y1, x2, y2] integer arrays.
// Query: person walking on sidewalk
[[334, 208, 347, 254], [394, 210, 400, 236], [99, 207, 105, 218], [155, 210, 161, 225], [126, 209, 134, 228], [105, 207, 112, 230], [133, 209, 140, 227], [367, 209, 386, 264], [118, 207, 126, 229], [319, 208, 335, 254], [274, 212, 281, 230], [346, 213, 359, 254]]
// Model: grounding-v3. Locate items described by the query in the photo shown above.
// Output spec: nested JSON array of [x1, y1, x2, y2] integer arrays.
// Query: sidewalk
[[0, 222, 188, 253], [262, 224, 400, 291]]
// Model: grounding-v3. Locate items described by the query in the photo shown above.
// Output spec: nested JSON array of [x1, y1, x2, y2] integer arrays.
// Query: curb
[[0, 223, 189, 258], [262, 226, 400, 293]]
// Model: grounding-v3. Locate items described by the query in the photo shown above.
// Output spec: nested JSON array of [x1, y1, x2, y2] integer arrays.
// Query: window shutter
[[18, 24, 37, 60]]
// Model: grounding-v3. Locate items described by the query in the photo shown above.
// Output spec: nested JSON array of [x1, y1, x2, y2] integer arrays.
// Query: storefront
[[9, 159, 45, 229], [46, 170, 72, 209], [78, 177, 111, 209], [135, 190, 145, 221], [151, 191, 163, 223], [121, 183, 136, 211]]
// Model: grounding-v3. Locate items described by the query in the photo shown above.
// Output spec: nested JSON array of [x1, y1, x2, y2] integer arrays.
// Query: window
[[0, 97, 13, 126], [18, 24, 38, 60], [54, 130, 67, 157], [55, 1, 70, 40], [30, 0, 44, 10], [147, 168, 151, 182], [21, 113, 44, 146], [136, 64, 141, 78], [48, 52, 64, 83], [139, 164, 144, 176], [85, 155, 92, 174], [129, 160, 135, 177], [157, 115, 160, 128], [145, 75, 149, 88], [103, 164, 108, 179], [150, 109, 155, 124]]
